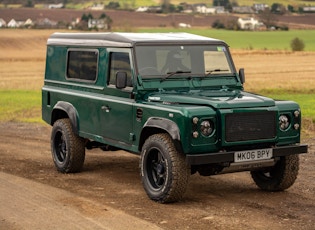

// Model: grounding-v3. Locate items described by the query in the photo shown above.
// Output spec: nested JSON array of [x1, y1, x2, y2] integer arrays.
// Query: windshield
[[135, 45, 234, 78]]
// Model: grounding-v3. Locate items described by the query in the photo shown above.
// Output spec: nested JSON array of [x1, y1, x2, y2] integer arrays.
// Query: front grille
[[225, 111, 276, 142]]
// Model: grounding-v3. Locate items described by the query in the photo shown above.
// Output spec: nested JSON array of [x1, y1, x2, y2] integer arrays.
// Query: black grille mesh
[[225, 111, 276, 142]]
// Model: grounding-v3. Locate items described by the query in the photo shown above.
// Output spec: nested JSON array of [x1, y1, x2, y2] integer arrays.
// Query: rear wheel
[[51, 118, 85, 173], [140, 133, 190, 203], [251, 154, 299, 191]]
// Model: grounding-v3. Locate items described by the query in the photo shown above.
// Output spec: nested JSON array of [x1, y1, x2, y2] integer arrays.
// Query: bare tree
[[259, 9, 278, 29]]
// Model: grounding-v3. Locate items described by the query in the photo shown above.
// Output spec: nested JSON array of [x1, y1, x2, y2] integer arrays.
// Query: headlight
[[200, 120, 214, 136], [279, 115, 290, 131], [294, 110, 300, 118]]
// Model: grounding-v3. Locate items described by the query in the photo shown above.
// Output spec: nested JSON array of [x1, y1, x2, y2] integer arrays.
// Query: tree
[[24, 0, 34, 7], [225, 20, 240, 30], [212, 20, 225, 29], [106, 2, 120, 9], [99, 13, 107, 19], [160, 0, 171, 13], [298, 7, 305, 14], [63, 0, 68, 6], [161, 3, 176, 13], [81, 13, 93, 22], [291, 37, 305, 51], [259, 8, 278, 29], [99, 13, 113, 30], [287, 4, 295, 13], [271, 3, 286, 15], [213, 0, 233, 11]]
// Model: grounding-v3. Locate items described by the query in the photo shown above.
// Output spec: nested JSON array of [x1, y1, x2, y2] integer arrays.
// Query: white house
[[7, 19, 18, 28], [136, 6, 149, 12], [215, 6, 225, 14], [24, 18, 34, 28], [178, 23, 191, 28], [35, 18, 58, 28], [88, 19, 108, 30], [194, 4, 217, 14], [233, 6, 254, 14], [48, 3, 64, 9], [0, 18, 6, 27], [253, 3, 268, 12], [237, 17, 264, 30], [90, 4, 104, 10], [303, 6, 315, 12]]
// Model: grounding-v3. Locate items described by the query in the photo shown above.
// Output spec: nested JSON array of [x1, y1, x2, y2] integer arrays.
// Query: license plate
[[234, 148, 273, 163]]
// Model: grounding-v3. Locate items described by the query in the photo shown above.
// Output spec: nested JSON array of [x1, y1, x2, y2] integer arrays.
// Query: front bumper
[[186, 144, 308, 165]]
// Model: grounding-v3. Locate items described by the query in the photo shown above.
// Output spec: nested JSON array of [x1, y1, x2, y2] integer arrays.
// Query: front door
[[101, 49, 135, 148]]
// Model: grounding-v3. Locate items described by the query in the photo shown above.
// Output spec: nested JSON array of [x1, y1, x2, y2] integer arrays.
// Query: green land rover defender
[[42, 32, 308, 203]]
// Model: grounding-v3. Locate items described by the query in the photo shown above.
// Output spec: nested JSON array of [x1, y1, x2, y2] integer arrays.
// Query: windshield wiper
[[160, 70, 191, 82], [205, 69, 229, 77]]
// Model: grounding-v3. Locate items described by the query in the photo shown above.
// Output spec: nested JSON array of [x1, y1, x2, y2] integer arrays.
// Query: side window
[[109, 52, 132, 86], [67, 49, 98, 82]]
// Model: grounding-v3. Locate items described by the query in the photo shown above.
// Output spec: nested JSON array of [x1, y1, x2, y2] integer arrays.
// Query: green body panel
[[42, 32, 303, 159]]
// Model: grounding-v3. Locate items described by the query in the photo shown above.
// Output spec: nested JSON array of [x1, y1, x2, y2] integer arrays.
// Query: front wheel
[[140, 133, 190, 203], [251, 154, 299, 191], [51, 118, 86, 173]]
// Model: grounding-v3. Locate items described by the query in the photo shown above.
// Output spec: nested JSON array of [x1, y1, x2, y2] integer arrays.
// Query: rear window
[[66, 49, 98, 82]]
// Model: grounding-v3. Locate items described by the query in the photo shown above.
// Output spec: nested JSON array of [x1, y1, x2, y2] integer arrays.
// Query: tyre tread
[[51, 118, 85, 173], [141, 133, 190, 203], [251, 154, 299, 191]]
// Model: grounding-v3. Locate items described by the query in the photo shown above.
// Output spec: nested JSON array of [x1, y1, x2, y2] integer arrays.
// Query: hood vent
[[136, 108, 143, 121]]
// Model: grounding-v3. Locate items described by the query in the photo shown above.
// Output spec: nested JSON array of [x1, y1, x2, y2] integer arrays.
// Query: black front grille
[[225, 111, 276, 142]]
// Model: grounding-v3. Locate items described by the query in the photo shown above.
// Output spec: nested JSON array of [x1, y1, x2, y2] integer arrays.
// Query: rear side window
[[66, 49, 98, 82]]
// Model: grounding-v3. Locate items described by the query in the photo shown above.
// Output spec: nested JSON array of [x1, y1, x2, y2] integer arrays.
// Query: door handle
[[101, 105, 110, 112]]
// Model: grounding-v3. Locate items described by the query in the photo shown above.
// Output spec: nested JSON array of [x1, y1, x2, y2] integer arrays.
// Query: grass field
[[0, 29, 314, 136], [0, 90, 41, 123], [138, 28, 315, 51]]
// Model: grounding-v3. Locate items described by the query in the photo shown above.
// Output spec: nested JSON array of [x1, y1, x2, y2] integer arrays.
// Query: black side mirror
[[239, 68, 245, 84], [116, 71, 127, 89]]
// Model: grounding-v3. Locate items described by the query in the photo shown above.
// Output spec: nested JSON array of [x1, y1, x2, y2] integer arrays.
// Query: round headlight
[[279, 115, 290, 131], [200, 120, 214, 136]]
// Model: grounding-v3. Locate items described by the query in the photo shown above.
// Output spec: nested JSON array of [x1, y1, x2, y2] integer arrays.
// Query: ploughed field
[[0, 29, 315, 229], [1, 8, 315, 29]]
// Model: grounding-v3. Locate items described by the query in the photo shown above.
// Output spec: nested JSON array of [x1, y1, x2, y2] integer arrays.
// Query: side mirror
[[116, 71, 127, 89], [239, 68, 245, 84]]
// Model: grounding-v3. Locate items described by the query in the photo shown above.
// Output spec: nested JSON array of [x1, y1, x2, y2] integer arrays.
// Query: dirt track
[[0, 172, 161, 230], [0, 122, 314, 229]]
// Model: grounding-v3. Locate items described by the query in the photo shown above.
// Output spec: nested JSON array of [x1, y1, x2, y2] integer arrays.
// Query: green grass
[[0, 90, 314, 126], [137, 28, 315, 51], [235, 0, 314, 7], [64, 0, 157, 9], [0, 90, 42, 123], [262, 93, 315, 122]]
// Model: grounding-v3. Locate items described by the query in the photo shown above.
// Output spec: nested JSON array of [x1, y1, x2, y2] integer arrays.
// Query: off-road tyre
[[51, 118, 85, 173], [140, 133, 190, 203], [251, 154, 299, 191]]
